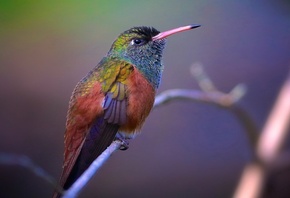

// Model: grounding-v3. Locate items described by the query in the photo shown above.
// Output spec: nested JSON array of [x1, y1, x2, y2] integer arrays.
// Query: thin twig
[[229, 106, 259, 150], [191, 62, 259, 150], [62, 140, 122, 198], [0, 153, 62, 194], [154, 88, 240, 108], [155, 63, 259, 150], [154, 63, 247, 108], [190, 62, 217, 92]]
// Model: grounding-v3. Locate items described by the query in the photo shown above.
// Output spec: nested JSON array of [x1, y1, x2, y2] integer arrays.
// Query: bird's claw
[[119, 139, 129, 150], [115, 133, 130, 150]]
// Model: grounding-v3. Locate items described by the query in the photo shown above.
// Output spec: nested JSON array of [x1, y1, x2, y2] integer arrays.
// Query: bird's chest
[[120, 68, 156, 134]]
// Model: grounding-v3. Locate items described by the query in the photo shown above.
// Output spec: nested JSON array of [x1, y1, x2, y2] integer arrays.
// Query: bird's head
[[108, 26, 165, 66], [108, 25, 200, 88]]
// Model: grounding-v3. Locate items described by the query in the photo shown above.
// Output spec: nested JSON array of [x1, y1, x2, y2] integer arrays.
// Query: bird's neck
[[131, 58, 164, 90], [108, 54, 164, 90]]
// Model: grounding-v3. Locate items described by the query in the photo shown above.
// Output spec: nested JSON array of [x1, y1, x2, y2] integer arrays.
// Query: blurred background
[[1, 0, 290, 197]]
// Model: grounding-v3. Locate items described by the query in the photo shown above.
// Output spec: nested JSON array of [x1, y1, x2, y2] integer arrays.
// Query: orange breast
[[120, 68, 156, 135]]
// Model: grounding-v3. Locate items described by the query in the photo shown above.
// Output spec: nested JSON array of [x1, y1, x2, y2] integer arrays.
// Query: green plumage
[[54, 24, 199, 198]]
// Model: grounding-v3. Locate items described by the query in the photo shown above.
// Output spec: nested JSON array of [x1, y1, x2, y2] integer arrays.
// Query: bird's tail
[[52, 117, 119, 198]]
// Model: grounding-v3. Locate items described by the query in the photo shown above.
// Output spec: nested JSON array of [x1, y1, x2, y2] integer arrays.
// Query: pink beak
[[152, 24, 200, 41]]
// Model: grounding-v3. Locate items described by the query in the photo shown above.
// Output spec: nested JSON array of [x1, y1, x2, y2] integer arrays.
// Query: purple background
[[1, 1, 290, 197]]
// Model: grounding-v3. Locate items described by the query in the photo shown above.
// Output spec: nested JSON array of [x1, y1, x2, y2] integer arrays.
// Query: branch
[[1, 62, 258, 198], [234, 73, 290, 198], [62, 140, 122, 198], [155, 63, 258, 150], [62, 62, 256, 197], [155, 62, 247, 108], [154, 88, 242, 108], [0, 153, 62, 194], [257, 74, 290, 163]]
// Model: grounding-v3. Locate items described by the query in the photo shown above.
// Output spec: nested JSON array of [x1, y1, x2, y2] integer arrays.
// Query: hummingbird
[[53, 24, 200, 198]]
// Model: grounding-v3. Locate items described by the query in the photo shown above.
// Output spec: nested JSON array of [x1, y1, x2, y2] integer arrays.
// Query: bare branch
[[257, 75, 290, 163], [0, 153, 62, 194], [234, 163, 264, 198], [155, 63, 247, 108], [190, 62, 218, 92], [155, 63, 258, 150], [229, 106, 259, 150], [154, 88, 245, 108], [62, 140, 122, 198], [234, 73, 290, 198]]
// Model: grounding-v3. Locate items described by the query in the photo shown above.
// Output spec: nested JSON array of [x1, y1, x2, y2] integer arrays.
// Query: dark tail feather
[[62, 117, 119, 193]]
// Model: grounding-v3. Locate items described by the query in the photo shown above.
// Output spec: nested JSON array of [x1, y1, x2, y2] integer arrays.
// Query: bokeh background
[[1, 1, 290, 197]]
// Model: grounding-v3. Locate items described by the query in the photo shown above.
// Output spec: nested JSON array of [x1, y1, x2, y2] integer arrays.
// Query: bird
[[53, 24, 200, 198]]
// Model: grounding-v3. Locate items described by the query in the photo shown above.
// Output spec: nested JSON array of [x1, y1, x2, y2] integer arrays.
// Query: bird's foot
[[115, 133, 130, 151]]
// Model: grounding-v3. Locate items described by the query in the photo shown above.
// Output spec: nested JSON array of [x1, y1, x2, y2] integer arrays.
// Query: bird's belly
[[119, 68, 155, 136]]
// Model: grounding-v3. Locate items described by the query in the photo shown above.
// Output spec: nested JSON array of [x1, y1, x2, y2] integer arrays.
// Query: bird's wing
[[59, 58, 134, 190]]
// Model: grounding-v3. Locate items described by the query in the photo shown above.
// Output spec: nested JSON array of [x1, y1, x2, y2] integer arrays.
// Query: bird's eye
[[130, 38, 146, 46]]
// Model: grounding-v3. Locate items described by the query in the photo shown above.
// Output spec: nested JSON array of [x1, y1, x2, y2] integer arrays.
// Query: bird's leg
[[115, 132, 130, 150]]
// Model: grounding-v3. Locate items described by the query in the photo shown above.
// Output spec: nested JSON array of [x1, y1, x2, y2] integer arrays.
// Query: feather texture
[[53, 24, 172, 198], [63, 117, 119, 189], [55, 58, 135, 195]]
